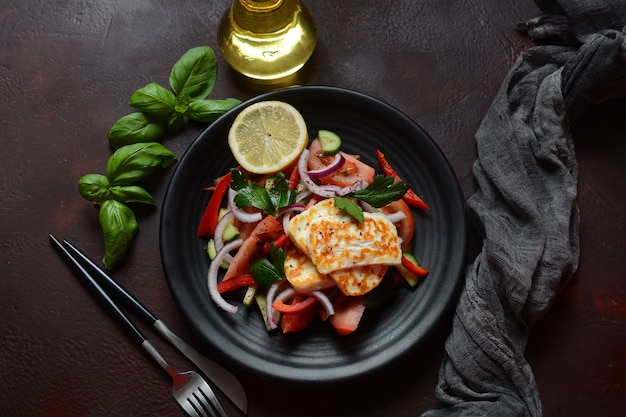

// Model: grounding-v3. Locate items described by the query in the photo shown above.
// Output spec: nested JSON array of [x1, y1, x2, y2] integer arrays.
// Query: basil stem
[[99, 199, 138, 270]]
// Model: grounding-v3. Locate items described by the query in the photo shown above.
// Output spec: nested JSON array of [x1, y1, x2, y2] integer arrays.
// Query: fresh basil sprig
[[107, 46, 240, 149], [78, 46, 239, 270], [79, 143, 175, 270]]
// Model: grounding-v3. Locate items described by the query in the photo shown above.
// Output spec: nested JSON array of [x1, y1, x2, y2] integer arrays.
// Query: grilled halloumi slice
[[330, 264, 389, 296], [287, 198, 402, 273], [284, 244, 336, 294], [286, 198, 402, 295]]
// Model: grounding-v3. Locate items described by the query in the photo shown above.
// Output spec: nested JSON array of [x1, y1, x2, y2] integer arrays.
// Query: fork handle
[[49, 235, 147, 346]]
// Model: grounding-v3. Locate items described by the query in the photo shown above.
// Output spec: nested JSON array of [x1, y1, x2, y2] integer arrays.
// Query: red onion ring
[[265, 281, 283, 329], [207, 238, 243, 314], [311, 290, 335, 316], [306, 153, 345, 180], [335, 179, 367, 196], [384, 210, 407, 223], [228, 187, 263, 223], [297, 150, 337, 198]]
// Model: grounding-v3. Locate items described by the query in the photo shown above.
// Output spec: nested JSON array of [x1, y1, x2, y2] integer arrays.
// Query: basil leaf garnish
[[129, 83, 177, 116], [107, 112, 165, 149], [106, 142, 176, 186], [110, 185, 156, 205], [186, 98, 241, 123], [169, 46, 217, 100], [78, 174, 111, 203], [99, 200, 138, 270]]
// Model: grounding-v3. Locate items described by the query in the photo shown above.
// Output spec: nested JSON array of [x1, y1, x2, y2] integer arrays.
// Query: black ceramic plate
[[160, 86, 467, 384]]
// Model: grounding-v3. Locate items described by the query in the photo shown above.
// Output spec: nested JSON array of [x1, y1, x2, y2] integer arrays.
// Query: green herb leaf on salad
[[230, 169, 296, 217], [351, 175, 410, 208], [334, 175, 411, 222], [250, 243, 286, 288], [334, 196, 365, 223]]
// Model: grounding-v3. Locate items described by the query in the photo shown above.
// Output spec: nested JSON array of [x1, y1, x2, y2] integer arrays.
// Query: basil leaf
[[106, 142, 177, 186], [129, 83, 177, 116], [185, 98, 241, 123], [99, 199, 138, 270], [78, 174, 111, 203], [110, 185, 156, 205], [107, 112, 166, 149], [169, 46, 217, 100], [334, 196, 364, 223]]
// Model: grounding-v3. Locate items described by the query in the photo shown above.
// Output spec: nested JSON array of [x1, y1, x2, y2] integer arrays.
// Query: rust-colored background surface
[[1, 1, 625, 416]]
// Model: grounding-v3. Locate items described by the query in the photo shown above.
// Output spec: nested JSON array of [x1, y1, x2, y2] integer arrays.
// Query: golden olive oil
[[217, 0, 317, 84]]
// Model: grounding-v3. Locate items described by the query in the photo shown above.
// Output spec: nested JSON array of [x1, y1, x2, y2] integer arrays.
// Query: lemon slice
[[228, 100, 308, 174]]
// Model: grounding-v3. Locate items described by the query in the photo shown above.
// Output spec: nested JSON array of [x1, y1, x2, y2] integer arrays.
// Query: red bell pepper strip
[[197, 171, 232, 238], [376, 149, 431, 210], [272, 295, 318, 315], [401, 254, 429, 277], [287, 163, 300, 190], [217, 273, 256, 293], [263, 233, 290, 255]]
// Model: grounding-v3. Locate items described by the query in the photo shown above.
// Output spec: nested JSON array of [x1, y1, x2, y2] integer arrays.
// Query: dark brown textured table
[[2, 1, 625, 416]]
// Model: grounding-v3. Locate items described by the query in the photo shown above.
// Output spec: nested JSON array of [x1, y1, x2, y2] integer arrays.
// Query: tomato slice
[[307, 139, 375, 187], [380, 199, 415, 249], [330, 295, 366, 335], [280, 293, 318, 333]]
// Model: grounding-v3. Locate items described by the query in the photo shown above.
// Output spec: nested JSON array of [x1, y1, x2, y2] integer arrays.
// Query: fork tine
[[194, 381, 227, 417], [187, 395, 210, 417], [188, 394, 212, 417], [201, 386, 227, 417], [180, 399, 202, 417]]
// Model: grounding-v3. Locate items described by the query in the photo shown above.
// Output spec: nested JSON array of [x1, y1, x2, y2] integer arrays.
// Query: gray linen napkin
[[421, 1, 626, 416]]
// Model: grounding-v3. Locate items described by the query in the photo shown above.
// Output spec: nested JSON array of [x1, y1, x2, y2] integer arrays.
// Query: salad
[[197, 103, 430, 335]]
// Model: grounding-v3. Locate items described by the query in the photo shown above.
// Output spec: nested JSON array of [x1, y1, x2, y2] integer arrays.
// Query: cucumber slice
[[217, 208, 240, 241], [396, 252, 420, 287], [318, 130, 342, 155], [255, 293, 280, 331], [206, 239, 229, 269], [242, 286, 257, 307]]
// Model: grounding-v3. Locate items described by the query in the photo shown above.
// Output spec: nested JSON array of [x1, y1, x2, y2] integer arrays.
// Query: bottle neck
[[232, 0, 298, 33]]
